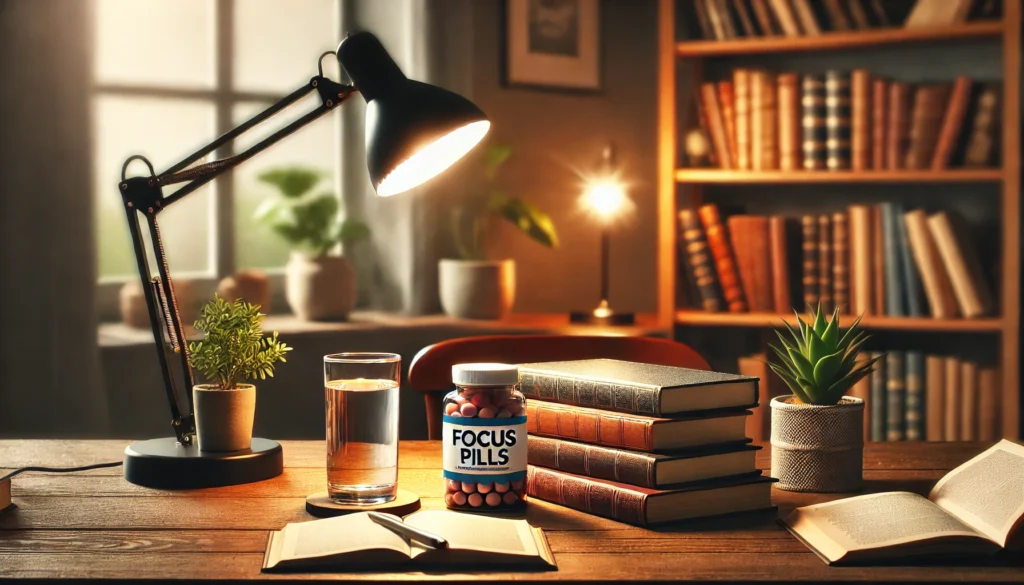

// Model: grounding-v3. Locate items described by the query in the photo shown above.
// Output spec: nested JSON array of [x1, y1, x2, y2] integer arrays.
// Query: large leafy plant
[[768, 305, 880, 406], [188, 296, 292, 390], [254, 167, 370, 257], [452, 145, 559, 260]]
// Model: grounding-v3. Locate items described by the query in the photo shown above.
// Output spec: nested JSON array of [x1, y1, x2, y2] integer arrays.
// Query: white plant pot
[[771, 395, 864, 493], [285, 252, 357, 321], [438, 259, 516, 320], [193, 384, 256, 452]]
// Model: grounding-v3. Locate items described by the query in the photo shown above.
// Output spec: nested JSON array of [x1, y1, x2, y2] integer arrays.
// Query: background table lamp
[[119, 32, 489, 489], [570, 145, 636, 326]]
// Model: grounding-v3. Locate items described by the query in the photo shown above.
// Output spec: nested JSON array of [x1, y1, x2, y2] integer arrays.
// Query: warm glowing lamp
[[117, 31, 488, 489], [570, 145, 636, 326]]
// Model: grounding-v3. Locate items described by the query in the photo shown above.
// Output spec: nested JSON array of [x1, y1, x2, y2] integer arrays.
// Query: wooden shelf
[[675, 21, 1005, 57], [674, 169, 1003, 184], [674, 311, 1004, 333]]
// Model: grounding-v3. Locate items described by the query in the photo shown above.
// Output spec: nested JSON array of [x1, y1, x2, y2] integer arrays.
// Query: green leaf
[[489, 193, 559, 248], [786, 344, 816, 381], [769, 363, 812, 404], [820, 306, 840, 352], [338, 219, 371, 244], [812, 349, 845, 388], [483, 145, 512, 179], [837, 314, 865, 348], [812, 304, 828, 337], [257, 168, 321, 198], [806, 327, 827, 364]]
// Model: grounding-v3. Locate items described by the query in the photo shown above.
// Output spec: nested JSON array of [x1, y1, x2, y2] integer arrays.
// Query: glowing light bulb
[[376, 120, 491, 197], [579, 176, 632, 224]]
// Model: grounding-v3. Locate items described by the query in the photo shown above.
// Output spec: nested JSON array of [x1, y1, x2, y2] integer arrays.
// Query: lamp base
[[123, 437, 283, 489]]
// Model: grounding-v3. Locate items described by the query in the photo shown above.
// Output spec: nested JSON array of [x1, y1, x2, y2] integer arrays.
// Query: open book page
[[930, 439, 1024, 547], [403, 510, 539, 559], [281, 512, 411, 561], [784, 492, 986, 562]]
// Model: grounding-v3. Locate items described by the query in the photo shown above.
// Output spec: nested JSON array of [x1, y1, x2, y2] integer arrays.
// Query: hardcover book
[[944, 357, 961, 441], [777, 73, 801, 170], [768, 0, 802, 35], [885, 82, 911, 170], [817, 214, 833, 312], [751, 70, 778, 170], [931, 76, 973, 169], [801, 74, 828, 170], [526, 436, 760, 489], [524, 401, 751, 453], [733, 68, 752, 170], [963, 84, 1000, 167], [870, 78, 888, 170], [904, 209, 959, 319], [872, 206, 886, 314], [518, 359, 759, 416], [927, 211, 993, 318], [869, 351, 887, 442], [728, 215, 773, 312], [782, 440, 1024, 565], [701, 83, 734, 168], [880, 203, 905, 317], [895, 203, 925, 317], [848, 204, 874, 316], [825, 70, 852, 171], [925, 355, 946, 442], [905, 351, 925, 441], [960, 360, 978, 442], [832, 211, 849, 314], [801, 214, 819, 308], [527, 466, 776, 527], [718, 81, 739, 163], [738, 353, 770, 440], [769, 216, 792, 313], [678, 209, 724, 312], [850, 69, 871, 171], [977, 367, 1000, 441], [904, 83, 951, 169], [885, 351, 906, 441], [699, 204, 748, 312]]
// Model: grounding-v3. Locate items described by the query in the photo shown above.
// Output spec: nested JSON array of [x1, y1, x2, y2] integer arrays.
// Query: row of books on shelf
[[740, 350, 1001, 442], [678, 203, 994, 318], [686, 0, 999, 42], [519, 359, 773, 526], [696, 69, 999, 171]]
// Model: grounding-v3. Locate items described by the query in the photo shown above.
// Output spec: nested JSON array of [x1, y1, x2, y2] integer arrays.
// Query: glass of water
[[323, 352, 401, 504]]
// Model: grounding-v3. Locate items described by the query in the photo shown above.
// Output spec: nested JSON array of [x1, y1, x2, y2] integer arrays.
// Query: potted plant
[[254, 167, 371, 321], [188, 296, 292, 452], [767, 306, 881, 492], [441, 145, 559, 319]]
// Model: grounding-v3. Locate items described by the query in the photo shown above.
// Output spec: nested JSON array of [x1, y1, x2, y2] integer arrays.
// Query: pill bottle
[[442, 363, 527, 511]]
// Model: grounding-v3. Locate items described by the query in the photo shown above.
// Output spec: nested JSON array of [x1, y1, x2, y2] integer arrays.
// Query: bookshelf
[[656, 1, 1021, 439]]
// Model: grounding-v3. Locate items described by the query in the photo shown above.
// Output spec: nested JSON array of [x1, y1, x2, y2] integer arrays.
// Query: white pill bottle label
[[442, 415, 528, 483]]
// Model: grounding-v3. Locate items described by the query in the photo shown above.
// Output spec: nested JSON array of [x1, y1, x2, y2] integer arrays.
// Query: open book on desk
[[263, 510, 556, 572], [781, 440, 1024, 566]]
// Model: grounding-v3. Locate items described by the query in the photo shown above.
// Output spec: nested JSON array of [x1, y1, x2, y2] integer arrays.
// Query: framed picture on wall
[[505, 0, 600, 91]]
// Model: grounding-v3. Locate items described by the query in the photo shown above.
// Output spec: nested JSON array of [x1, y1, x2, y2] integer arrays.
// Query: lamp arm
[[117, 75, 356, 445]]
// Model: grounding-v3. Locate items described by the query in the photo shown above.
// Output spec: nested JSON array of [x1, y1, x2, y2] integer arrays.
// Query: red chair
[[408, 335, 711, 439]]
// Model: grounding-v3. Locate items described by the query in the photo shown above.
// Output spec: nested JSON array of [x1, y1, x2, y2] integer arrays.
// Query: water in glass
[[324, 378, 399, 504]]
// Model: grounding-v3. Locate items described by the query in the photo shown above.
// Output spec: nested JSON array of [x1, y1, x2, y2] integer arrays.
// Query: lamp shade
[[338, 32, 490, 197]]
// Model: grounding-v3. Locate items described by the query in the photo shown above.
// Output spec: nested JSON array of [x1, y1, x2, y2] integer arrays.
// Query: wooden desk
[[1, 440, 1022, 582]]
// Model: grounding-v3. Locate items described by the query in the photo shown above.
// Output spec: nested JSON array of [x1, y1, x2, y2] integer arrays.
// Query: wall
[[467, 0, 660, 315]]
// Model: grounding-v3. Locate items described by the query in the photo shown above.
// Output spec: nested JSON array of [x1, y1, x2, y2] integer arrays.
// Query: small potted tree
[[254, 167, 371, 321], [188, 296, 292, 452], [441, 145, 559, 319], [767, 306, 881, 492]]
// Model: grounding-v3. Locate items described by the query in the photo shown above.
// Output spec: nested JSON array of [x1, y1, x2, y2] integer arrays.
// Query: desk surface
[[1, 440, 1021, 583]]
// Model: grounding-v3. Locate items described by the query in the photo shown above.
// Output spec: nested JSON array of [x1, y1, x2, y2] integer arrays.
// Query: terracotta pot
[[217, 270, 271, 312], [285, 252, 357, 321], [438, 259, 516, 319], [770, 395, 864, 493], [193, 384, 256, 452]]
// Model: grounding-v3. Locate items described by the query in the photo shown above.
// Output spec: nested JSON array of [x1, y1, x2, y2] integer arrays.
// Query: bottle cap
[[451, 363, 519, 387]]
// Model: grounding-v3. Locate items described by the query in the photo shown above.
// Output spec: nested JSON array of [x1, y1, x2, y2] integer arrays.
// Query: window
[[93, 0, 343, 315]]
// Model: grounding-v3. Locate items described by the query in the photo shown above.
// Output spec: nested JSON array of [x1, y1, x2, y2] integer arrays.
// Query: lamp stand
[[570, 226, 635, 326]]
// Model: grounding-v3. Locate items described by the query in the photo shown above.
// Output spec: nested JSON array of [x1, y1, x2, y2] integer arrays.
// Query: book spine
[[823, 0, 852, 30], [738, 354, 768, 441], [732, 0, 758, 36], [959, 360, 978, 442], [831, 211, 849, 314], [693, 0, 716, 40], [885, 82, 911, 170], [886, 351, 906, 441], [880, 202, 905, 317], [801, 74, 827, 170], [751, 71, 778, 170], [926, 212, 993, 318], [679, 209, 725, 312], [850, 352, 872, 438], [977, 366, 1000, 441], [715, 0, 739, 38], [705, 0, 730, 40], [801, 215, 819, 308], [872, 205, 886, 315], [791, 0, 821, 34], [699, 204, 748, 312], [895, 204, 924, 317], [868, 0, 890, 26], [777, 73, 801, 171], [905, 351, 925, 441], [943, 357, 961, 441], [847, 0, 872, 28], [718, 81, 739, 165], [931, 76, 972, 169], [850, 69, 871, 171], [701, 83, 734, 169], [734, 69, 752, 170], [925, 355, 945, 441], [963, 84, 1000, 167], [817, 214, 833, 313], [526, 466, 648, 526], [526, 435, 658, 488], [750, 0, 778, 35], [903, 209, 959, 319], [769, 0, 802, 36], [519, 371, 663, 416], [869, 351, 887, 442], [729, 216, 773, 312], [525, 402, 657, 452], [769, 216, 791, 313], [870, 78, 888, 170], [848, 205, 874, 316], [905, 84, 951, 170], [825, 70, 851, 171]]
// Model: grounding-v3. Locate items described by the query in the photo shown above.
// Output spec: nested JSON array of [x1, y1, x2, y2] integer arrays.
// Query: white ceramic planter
[[438, 259, 516, 319], [193, 384, 256, 452], [285, 252, 357, 321], [770, 395, 864, 493]]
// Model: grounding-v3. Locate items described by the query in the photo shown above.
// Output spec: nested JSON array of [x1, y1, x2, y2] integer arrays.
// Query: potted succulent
[[767, 306, 880, 492], [441, 145, 559, 319], [188, 296, 292, 452], [254, 167, 371, 321]]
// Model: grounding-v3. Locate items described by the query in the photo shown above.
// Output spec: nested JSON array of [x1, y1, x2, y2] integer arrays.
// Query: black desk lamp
[[120, 32, 489, 489]]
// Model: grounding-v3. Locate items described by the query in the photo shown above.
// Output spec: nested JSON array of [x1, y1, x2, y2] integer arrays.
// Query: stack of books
[[698, 69, 999, 172], [678, 203, 994, 320], [518, 359, 775, 527]]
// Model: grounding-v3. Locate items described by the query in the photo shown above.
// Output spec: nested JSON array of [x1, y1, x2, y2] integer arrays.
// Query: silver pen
[[367, 512, 449, 549]]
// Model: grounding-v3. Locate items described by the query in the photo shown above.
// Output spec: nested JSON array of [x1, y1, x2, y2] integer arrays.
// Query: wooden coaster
[[305, 489, 421, 518]]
